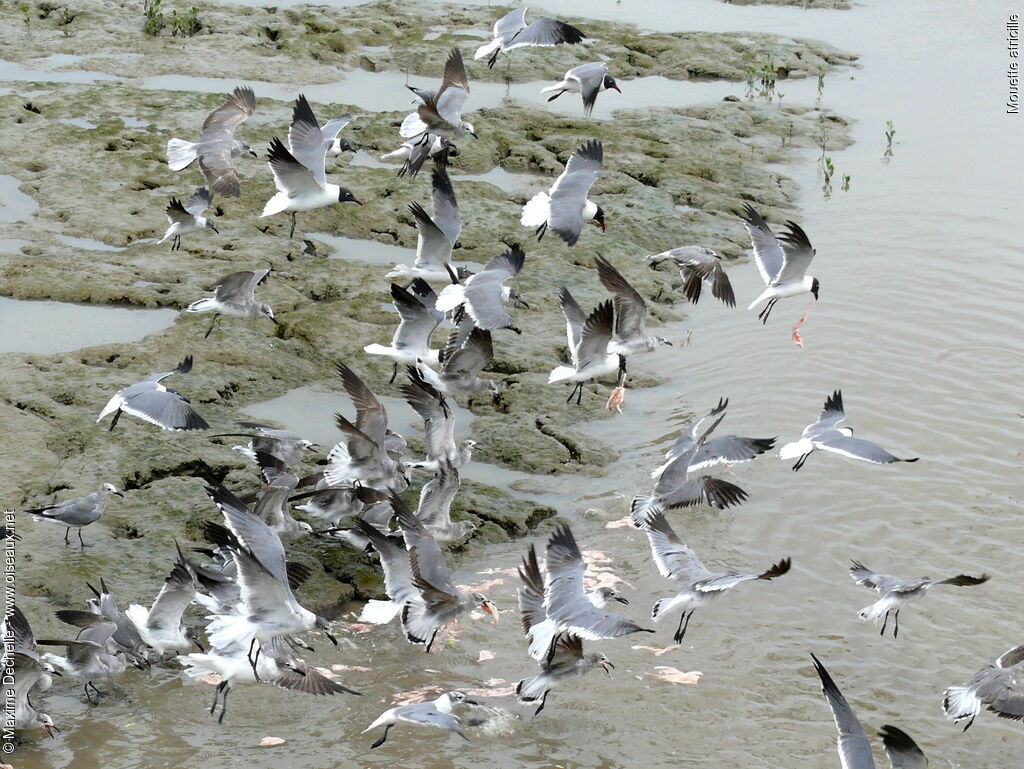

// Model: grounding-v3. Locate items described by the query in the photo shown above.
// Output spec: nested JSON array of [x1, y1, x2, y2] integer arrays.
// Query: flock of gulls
[[3, 6, 1017, 766]]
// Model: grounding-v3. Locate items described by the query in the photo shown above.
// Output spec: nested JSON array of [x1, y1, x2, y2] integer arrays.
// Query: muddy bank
[[0, 0, 851, 614]]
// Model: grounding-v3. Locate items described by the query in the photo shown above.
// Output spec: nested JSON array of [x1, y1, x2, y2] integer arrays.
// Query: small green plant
[[143, 0, 165, 35], [57, 6, 77, 26], [20, 4, 31, 34], [841, 173, 851, 191], [171, 6, 201, 36], [817, 117, 830, 161], [777, 92, 785, 108], [816, 64, 826, 97], [883, 119, 895, 157], [823, 157, 835, 185], [760, 55, 776, 90]]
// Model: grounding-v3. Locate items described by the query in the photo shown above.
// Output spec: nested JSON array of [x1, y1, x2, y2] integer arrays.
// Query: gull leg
[[247, 638, 261, 681], [606, 355, 627, 413], [108, 408, 122, 432], [63, 527, 71, 544], [204, 313, 221, 340], [758, 298, 778, 324], [791, 297, 816, 348], [217, 684, 229, 724], [791, 452, 811, 472], [289, 211, 297, 240], [880, 611, 889, 637], [85, 683, 97, 704], [533, 691, 549, 717], [370, 723, 393, 749], [893, 610, 900, 639], [210, 680, 226, 714], [389, 361, 398, 384], [674, 611, 693, 643], [77, 528, 86, 548], [963, 715, 975, 732]]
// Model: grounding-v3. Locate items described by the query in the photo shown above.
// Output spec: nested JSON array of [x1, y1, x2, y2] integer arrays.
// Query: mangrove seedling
[[841, 174, 851, 191], [884, 120, 896, 157], [143, 0, 165, 35]]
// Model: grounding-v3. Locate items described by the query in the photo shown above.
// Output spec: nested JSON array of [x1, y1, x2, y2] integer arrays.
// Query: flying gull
[[387, 162, 461, 282], [96, 356, 209, 431], [418, 326, 499, 399], [184, 268, 278, 339], [549, 292, 622, 407], [365, 280, 444, 382], [541, 62, 620, 116], [944, 642, 1024, 729], [159, 186, 218, 251], [38, 611, 131, 703], [400, 48, 477, 143], [516, 632, 613, 716], [878, 725, 929, 769], [363, 691, 477, 748], [166, 85, 257, 197], [652, 398, 775, 476], [437, 245, 528, 333], [646, 246, 736, 308], [521, 139, 605, 246], [124, 545, 204, 655], [779, 390, 919, 471], [210, 421, 318, 468], [474, 8, 586, 68], [810, 653, 876, 769], [401, 367, 476, 473]]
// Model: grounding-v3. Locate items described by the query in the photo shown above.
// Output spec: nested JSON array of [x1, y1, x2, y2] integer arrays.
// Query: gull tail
[[540, 81, 568, 95], [515, 673, 550, 703], [363, 343, 394, 356], [261, 193, 291, 218], [651, 595, 684, 621], [435, 284, 466, 313], [747, 288, 774, 312], [547, 366, 576, 384], [520, 192, 551, 228], [358, 599, 402, 625], [474, 39, 503, 61], [205, 611, 254, 651], [857, 598, 893, 622], [779, 439, 813, 460], [629, 496, 661, 526], [177, 652, 221, 679], [400, 600, 437, 649], [942, 685, 979, 725], [184, 298, 218, 314], [167, 138, 199, 171], [379, 146, 410, 161], [399, 113, 429, 140]]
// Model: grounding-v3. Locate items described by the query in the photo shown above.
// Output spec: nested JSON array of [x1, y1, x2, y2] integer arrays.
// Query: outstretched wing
[[548, 140, 603, 246], [739, 203, 784, 285]]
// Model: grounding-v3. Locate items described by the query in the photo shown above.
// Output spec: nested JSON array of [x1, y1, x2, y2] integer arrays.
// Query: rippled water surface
[[11, 1, 1023, 767]]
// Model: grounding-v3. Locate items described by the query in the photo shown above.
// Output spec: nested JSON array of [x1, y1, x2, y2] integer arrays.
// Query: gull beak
[[113, 491, 125, 498], [601, 661, 614, 675], [248, 149, 258, 158], [514, 297, 530, 309], [353, 198, 364, 206], [470, 131, 479, 139], [462, 697, 480, 706], [613, 595, 629, 605], [482, 601, 499, 625], [305, 443, 320, 452], [268, 316, 280, 326], [612, 85, 622, 94], [45, 723, 60, 738], [325, 630, 339, 646], [209, 224, 220, 234], [599, 221, 607, 232], [192, 639, 205, 652], [50, 669, 63, 677]]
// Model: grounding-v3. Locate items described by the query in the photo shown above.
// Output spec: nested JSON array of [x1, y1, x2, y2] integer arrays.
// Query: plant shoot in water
[[884, 120, 896, 158]]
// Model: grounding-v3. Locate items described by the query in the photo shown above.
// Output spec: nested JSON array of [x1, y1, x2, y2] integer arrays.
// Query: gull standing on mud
[[437, 245, 528, 333], [365, 281, 444, 381], [943, 642, 1024, 730], [646, 246, 736, 308], [541, 62, 620, 116], [780, 390, 919, 471], [637, 511, 790, 643], [184, 267, 278, 339], [363, 691, 477, 749], [475, 8, 586, 68], [849, 560, 989, 638], [549, 292, 621, 406], [261, 96, 363, 238], [166, 85, 257, 197], [159, 186, 217, 251], [740, 203, 820, 347], [388, 162, 461, 282], [26, 483, 123, 546], [96, 356, 209, 431], [522, 139, 606, 246], [38, 611, 132, 703], [400, 48, 477, 143]]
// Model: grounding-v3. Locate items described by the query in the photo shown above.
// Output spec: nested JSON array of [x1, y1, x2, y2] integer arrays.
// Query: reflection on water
[[0, 298, 177, 355]]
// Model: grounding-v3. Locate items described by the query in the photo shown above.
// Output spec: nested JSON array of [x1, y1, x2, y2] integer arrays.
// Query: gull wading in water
[[166, 85, 257, 197], [541, 62, 621, 116], [521, 139, 606, 246], [780, 390, 919, 471], [474, 7, 586, 68], [96, 356, 209, 432], [159, 186, 218, 251], [740, 203, 819, 347], [184, 267, 278, 339]]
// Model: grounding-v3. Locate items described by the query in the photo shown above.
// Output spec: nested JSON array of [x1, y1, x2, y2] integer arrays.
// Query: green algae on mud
[[0, 0, 851, 610]]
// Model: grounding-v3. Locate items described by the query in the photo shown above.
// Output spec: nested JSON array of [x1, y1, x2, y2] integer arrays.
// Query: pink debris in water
[[458, 578, 505, 593], [647, 667, 703, 685], [477, 650, 495, 662], [198, 674, 223, 685], [259, 736, 286, 747], [465, 684, 515, 697], [332, 663, 372, 673], [337, 621, 374, 634], [605, 516, 635, 529], [631, 645, 682, 656], [477, 567, 518, 576], [393, 685, 446, 704]]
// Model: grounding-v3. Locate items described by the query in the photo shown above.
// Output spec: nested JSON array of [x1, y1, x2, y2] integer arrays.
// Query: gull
[[646, 246, 736, 308], [363, 691, 477, 748], [516, 632, 613, 716], [740, 203, 819, 347], [541, 62, 620, 116], [291, 484, 376, 529], [184, 267, 278, 339], [380, 134, 456, 179], [210, 421, 318, 468], [2, 651, 58, 737], [415, 461, 474, 542], [167, 85, 257, 197], [400, 48, 477, 142], [251, 455, 313, 542], [125, 546, 204, 656], [417, 326, 499, 398], [159, 186, 218, 251], [202, 485, 339, 669], [543, 524, 652, 642], [96, 355, 209, 431], [323, 363, 408, 491], [288, 94, 351, 178], [261, 133, 362, 239], [179, 637, 360, 724], [365, 280, 444, 382], [474, 8, 586, 68], [3, 605, 57, 696], [637, 511, 790, 642], [401, 368, 475, 472], [26, 483, 123, 546], [878, 725, 929, 769], [438, 245, 528, 333], [850, 560, 989, 638], [653, 398, 775, 476], [38, 611, 131, 703], [393, 494, 498, 651], [355, 515, 418, 626], [944, 643, 1024, 729], [387, 162, 461, 282], [596, 255, 671, 410], [86, 577, 149, 665], [631, 411, 749, 525], [521, 139, 605, 246], [779, 390, 919, 471], [518, 543, 628, 663], [549, 291, 621, 407], [811, 653, 876, 769]]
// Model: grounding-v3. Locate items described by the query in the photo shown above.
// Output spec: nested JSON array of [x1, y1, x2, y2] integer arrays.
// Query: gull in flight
[[261, 95, 363, 239], [418, 326, 499, 399], [548, 292, 622, 407], [26, 483, 123, 546], [646, 246, 736, 308], [878, 725, 928, 769], [541, 62, 620, 116], [365, 280, 444, 382], [184, 268, 278, 339], [97, 355, 209, 431], [810, 653, 877, 769], [849, 560, 989, 638], [521, 139, 605, 246], [159, 186, 217, 251], [166, 85, 257, 197], [125, 546, 204, 656], [387, 162, 461, 282], [740, 203, 819, 347], [944, 642, 1024, 730], [779, 390, 919, 471], [437, 245, 528, 333], [474, 8, 586, 68], [400, 48, 476, 143], [401, 367, 476, 473], [652, 398, 775, 476], [638, 511, 790, 642], [363, 691, 477, 749]]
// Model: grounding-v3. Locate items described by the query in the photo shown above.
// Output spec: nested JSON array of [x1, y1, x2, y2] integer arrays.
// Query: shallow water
[[12, 1, 1024, 768], [0, 298, 178, 355], [0, 174, 38, 222]]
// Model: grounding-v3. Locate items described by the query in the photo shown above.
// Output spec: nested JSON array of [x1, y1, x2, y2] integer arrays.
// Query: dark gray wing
[[145, 355, 194, 383], [201, 85, 255, 136], [355, 518, 417, 605], [636, 511, 709, 585], [268, 136, 323, 195], [390, 283, 443, 352], [548, 140, 603, 246], [394, 705, 468, 739], [693, 558, 790, 593], [508, 17, 586, 50], [431, 164, 461, 245], [878, 725, 928, 769], [442, 327, 492, 378], [288, 95, 345, 188], [433, 48, 470, 127], [416, 462, 460, 529], [574, 299, 613, 370], [409, 202, 452, 270], [811, 654, 876, 769], [183, 186, 213, 217], [567, 62, 607, 117], [688, 435, 776, 471], [145, 559, 196, 633], [517, 544, 547, 635], [848, 561, 904, 594], [120, 383, 208, 431], [213, 269, 268, 303], [275, 663, 361, 696], [595, 255, 647, 345], [165, 197, 194, 227], [740, 203, 784, 285], [392, 494, 459, 600], [775, 220, 817, 284], [667, 247, 735, 307], [336, 363, 388, 451], [817, 436, 916, 465]]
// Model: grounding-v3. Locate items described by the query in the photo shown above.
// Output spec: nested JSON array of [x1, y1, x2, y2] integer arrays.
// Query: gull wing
[[508, 17, 586, 51], [574, 299, 614, 370], [811, 654, 877, 769], [431, 163, 461, 245], [183, 186, 213, 217], [442, 327, 493, 378], [201, 85, 255, 136], [775, 220, 817, 285], [878, 725, 928, 769], [637, 511, 709, 584], [595, 255, 647, 345], [409, 202, 453, 270], [336, 363, 389, 451], [548, 140, 603, 246], [558, 286, 586, 356], [267, 136, 324, 196], [567, 62, 607, 116], [739, 203, 784, 285]]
